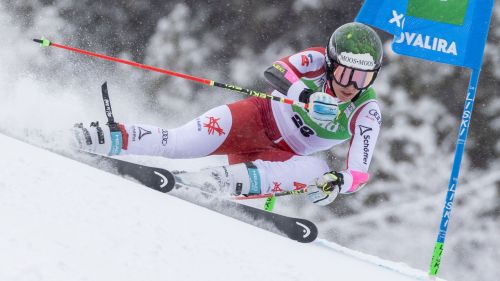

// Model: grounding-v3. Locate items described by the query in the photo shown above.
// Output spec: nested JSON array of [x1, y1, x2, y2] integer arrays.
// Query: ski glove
[[73, 121, 125, 156], [307, 92, 339, 124], [307, 171, 344, 206]]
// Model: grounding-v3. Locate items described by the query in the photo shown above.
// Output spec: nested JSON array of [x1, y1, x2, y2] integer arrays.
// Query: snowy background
[[0, 1, 498, 281]]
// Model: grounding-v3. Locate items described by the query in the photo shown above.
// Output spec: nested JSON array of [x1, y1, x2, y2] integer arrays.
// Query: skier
[[74, 22, 383, 206]]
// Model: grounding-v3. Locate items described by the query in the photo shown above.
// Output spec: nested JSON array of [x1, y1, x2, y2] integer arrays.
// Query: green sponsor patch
[[407, 0, 469, 26]]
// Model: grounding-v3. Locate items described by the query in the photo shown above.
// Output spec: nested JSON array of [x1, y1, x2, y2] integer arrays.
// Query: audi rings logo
[[161, 129, 169, 146], [368, 109, 382, 125]]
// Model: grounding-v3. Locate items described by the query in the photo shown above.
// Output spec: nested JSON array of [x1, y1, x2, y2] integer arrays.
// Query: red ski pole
[[33, 38, 308, 110]]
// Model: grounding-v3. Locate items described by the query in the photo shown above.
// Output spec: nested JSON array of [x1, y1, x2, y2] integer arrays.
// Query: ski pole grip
[[101, 82, 118, 129], [100, 82, 123, 155], [33, 38, 51, 47]]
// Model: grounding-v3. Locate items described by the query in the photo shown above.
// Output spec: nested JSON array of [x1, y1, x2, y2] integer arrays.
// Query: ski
[[81, 153, 318, 243], [83, 152, 176, 193]]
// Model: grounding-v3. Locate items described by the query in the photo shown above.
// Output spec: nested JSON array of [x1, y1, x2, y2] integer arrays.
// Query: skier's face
[[331, 79, 360, 102], [326, 60, 379, 101]]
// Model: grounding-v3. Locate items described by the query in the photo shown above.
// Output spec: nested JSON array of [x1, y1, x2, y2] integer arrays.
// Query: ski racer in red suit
[[74, 22, 384, 206]]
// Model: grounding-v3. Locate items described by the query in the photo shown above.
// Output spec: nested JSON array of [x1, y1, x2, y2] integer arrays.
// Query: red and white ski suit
[[120, 47, 381, 195]]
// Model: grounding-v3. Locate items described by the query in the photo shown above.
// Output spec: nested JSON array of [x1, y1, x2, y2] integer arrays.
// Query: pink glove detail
[[274, 61, 300, 84], [345, 170, 370, 193]]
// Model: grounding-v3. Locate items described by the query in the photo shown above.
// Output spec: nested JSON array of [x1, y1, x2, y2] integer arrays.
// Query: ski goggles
[[330, 61, 379, 90]]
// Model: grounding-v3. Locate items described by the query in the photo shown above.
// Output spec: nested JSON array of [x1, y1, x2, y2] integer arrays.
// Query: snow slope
[[0, 134, 444, 281]]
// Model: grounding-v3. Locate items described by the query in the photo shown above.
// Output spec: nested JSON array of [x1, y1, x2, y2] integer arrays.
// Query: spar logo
[[389, 10, 458, 56], [301, 54, 313, 66]]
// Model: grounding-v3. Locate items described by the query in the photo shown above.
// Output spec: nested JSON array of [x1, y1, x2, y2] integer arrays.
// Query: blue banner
[[355, 0, 494, 70], [356, 0, 495, 276]]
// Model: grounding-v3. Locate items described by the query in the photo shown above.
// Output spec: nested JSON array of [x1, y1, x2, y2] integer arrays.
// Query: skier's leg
[[177, 155, 330, 196], [123, 97, 281, 158], [121, 104, 233, 158], [74, 98, 281, 159], [251, 156, 331, 194], [74, 104, 234, 158]]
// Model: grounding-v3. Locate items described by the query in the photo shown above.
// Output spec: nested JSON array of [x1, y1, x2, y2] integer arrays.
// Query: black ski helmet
[[326, 22, 383, 75]]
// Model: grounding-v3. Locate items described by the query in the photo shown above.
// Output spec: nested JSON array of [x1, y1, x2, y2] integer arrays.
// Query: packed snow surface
[[0, 134, 444, 281]]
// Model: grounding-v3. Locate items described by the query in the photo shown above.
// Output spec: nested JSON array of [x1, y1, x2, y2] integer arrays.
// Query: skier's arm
[[264, 47, 326, 95], [340, 101, 381, 194], [306, 102, 381, 206], [264, 62, 296, 94]]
